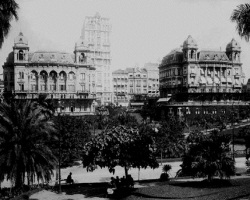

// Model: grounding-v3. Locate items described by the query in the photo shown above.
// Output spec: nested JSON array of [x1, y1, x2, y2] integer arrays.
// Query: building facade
[[144, 62, 160, 97], [158, 35, 246, 118], [3, 32, 96, 115], [112, 69, 129, 106], [81, 12, 112, 105], [112, 66, 159, 107]]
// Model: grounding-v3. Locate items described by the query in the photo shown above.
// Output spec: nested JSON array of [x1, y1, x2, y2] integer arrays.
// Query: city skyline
[[1, 0, 250, 80]]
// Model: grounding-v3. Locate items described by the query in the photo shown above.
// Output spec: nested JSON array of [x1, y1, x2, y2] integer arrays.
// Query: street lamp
[[57, 100, 63, 194]]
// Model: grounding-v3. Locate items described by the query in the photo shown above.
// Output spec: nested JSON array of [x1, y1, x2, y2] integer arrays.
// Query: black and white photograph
[[0, 0, 250, 199]]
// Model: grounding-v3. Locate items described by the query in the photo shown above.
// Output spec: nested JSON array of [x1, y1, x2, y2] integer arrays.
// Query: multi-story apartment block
[[112, 67, 150, 107], [81, 12, 112, 105], [158, 35, 246, 118], [3, 32, 96, 115], [113, 69, 129, 106], [144, 62, 160, 97]]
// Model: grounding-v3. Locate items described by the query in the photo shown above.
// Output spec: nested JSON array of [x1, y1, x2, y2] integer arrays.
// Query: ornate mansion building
[[3, 32, 96, 115], [159, 35, 246, 118]]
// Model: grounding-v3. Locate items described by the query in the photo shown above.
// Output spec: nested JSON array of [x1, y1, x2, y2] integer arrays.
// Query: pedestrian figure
[[66, 172, 74, 184]]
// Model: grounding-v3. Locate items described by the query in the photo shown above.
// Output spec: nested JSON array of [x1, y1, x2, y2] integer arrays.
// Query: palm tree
[[0, 100, 57, 189], [231, 3, 250, 42], [0, 0, 19, 48]]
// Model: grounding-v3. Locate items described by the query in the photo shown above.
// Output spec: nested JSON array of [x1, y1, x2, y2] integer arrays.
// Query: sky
[[0, 0, 250, 80]]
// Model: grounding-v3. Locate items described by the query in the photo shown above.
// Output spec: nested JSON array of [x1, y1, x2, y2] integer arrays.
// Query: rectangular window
[[41, 85, 46, 91], [50, 85, 56, 91], [19, 84, 24, 91], [80, 73, 85, 80], [60, 85, 66, 91], [31, 84, 37, 91]]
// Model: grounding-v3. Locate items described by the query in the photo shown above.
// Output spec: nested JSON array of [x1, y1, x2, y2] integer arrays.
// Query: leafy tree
[[0, 100, 57, 188], [231, 3, 250, 42], [180, 130, 235, 182], [0, 0, 19, 48], [51, 115, 91, 168], [238, 125, 250, 159], [82, 125, 159, 178], [155, 116, 186, 159], [37, 94, 56, 119]]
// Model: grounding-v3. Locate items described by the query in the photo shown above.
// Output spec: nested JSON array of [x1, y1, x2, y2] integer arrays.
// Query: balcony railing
[[14, 90, 92, 94]]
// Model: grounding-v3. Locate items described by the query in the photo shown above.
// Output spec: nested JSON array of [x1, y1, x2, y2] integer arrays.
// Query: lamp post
[[232, 100, 235, 161], [58, 100, 62, 194]]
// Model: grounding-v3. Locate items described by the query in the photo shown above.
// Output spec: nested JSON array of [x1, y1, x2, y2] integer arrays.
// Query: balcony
[[77, 90, 90, 94]]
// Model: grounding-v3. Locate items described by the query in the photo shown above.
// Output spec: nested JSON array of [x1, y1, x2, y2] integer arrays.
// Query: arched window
[[79, 53, 85, 62], [190, 50, 195, 59], [18, 50, 24, 60]]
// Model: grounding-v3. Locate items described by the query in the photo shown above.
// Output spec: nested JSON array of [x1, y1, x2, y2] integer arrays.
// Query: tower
[[226, 38, 241, 63], [13, 32, 29, 63], [74, 37, 90, 64], [81, 12, 112, 105], [182, 35, 198, 61]]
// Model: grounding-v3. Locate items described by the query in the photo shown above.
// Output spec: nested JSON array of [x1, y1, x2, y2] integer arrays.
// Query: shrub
[[160, 164, 172, 181]]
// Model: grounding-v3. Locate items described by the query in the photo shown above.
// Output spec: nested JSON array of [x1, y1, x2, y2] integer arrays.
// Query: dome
[[160, 48, 183, 66], [226, 38, 241, 52], [14, 32, 28, 47], [75, 38, 89, 51], [183, 35, 198, 49]]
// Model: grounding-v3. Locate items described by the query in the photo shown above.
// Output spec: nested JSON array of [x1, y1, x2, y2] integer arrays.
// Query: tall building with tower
[[81, 12, 112, 105], [158, 35, 246, 119], [2, 32, 96, 115]]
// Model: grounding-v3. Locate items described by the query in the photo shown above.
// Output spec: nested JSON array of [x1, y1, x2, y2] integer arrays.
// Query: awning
[[200, 69, 205, 75], [207, 77, 213, 85], [227, 77, 232, 83], [157, 97, 171, 103], [214, 77, 220, 84], [130, 102, 144, 106], [199, 76, 206, 84]]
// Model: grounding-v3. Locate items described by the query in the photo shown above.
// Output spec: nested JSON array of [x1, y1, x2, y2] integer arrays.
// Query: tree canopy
[[82, 125, 159, 177], [0, 100, 57, 188], [0, 0, 19, 48], [180, 130, 235, 182], [231, 3, 250, 42], [50, 115, 91, 168], [154, 116, 186, 158]]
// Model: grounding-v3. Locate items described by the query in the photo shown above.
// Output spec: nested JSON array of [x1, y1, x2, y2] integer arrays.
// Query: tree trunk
[[160, 150, 163, 165], [124, 166, 128, 179]]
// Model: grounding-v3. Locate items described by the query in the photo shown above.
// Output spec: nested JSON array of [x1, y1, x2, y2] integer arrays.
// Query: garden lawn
[[124, 178, 250, 200]]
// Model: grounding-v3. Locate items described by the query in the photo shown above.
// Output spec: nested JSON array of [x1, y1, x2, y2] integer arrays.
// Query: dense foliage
[[0, 100, 57, 188], [231, 3, 250, 42], [154, 116, 186, 158], [180, 130, 235, 181], [0, 0, 19, 48], [82, 125, 159, 177], [51, 115, 91, 168], [238, 125, 250, 159]]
